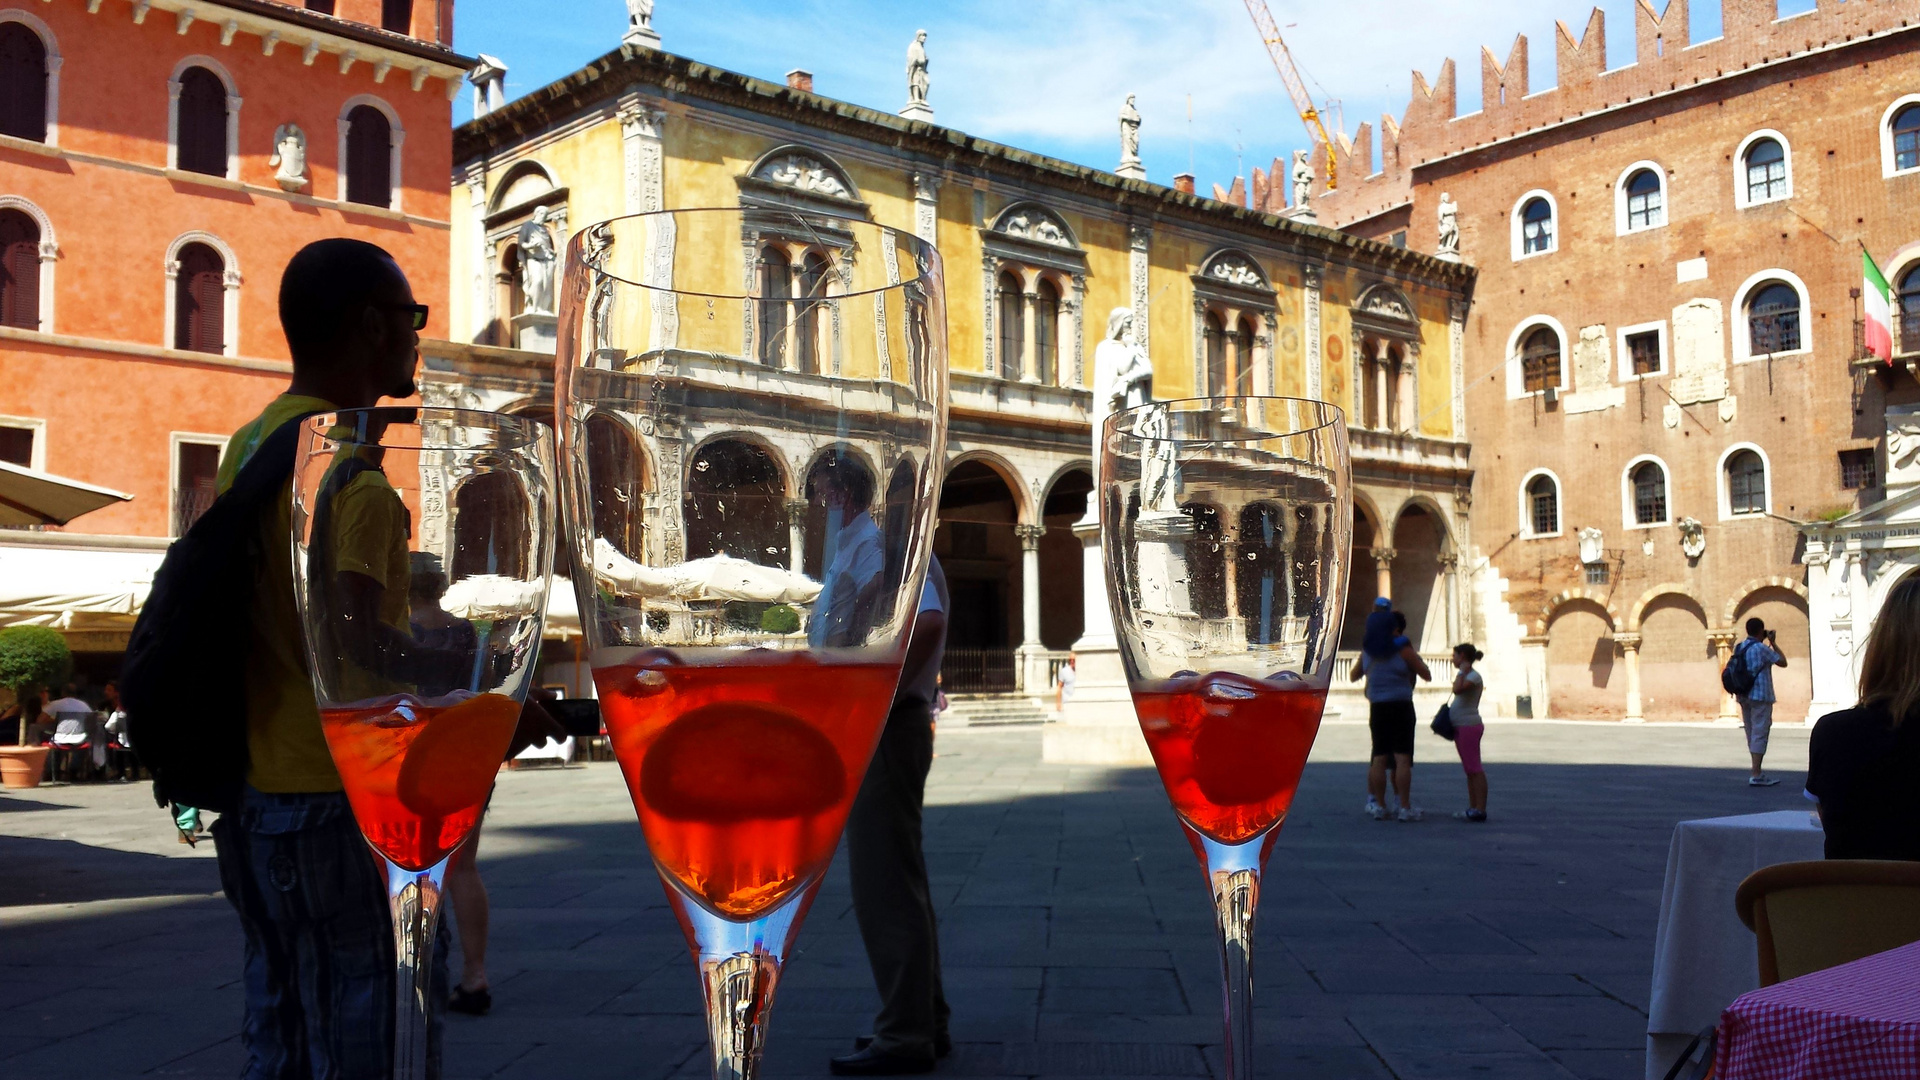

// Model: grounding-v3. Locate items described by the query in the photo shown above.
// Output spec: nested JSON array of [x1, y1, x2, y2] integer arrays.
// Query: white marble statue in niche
[[1436, 192, 1460, 260], [517, 205, 558, 315], [269, 124, 308, 192]]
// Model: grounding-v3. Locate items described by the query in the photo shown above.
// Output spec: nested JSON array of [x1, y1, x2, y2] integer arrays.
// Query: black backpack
[[1720, 639, 1757, 699], [124, 413, 320, 815]]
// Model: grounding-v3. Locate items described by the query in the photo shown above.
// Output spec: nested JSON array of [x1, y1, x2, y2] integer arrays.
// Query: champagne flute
[[1100, 396, 1349, 1080], [292, 407, 554, 1080], [554, 208, 947, 1079]]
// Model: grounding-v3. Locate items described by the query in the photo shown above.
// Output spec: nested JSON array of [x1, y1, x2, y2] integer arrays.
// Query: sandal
[[448, 985, 491, 1016]]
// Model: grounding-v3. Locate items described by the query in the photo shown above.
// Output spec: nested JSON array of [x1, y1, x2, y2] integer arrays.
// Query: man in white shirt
[[809, 453, 884, 649]]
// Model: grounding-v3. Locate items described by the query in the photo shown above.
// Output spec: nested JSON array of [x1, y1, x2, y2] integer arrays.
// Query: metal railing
[[172, 486, 217, 537], [942, 647, 1017, 694], [1042, 650, 1073, 689]]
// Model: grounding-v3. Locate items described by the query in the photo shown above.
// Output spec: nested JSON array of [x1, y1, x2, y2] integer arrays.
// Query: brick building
[[1297, 0, 1920, 721], [0, 0, 471, 671]]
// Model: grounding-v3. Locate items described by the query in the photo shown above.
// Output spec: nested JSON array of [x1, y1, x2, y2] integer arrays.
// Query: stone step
[[943, 694, 1052, 727]]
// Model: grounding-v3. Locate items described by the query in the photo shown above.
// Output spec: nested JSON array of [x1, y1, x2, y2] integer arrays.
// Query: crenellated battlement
[[1286, 0, 1919, 229]]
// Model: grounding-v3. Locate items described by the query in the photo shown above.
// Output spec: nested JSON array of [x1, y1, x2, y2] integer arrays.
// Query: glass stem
[[1190, 826, 1269, 1080], [663, 873, 818, 1080], [386, 853, 450, 1080]]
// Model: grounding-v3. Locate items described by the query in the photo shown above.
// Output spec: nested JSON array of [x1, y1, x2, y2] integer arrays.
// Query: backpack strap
[[224, 411, 327, 505]]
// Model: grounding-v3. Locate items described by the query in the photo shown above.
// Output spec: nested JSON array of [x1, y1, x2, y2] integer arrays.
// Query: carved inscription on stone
[[1669, 298, 1728, 405]]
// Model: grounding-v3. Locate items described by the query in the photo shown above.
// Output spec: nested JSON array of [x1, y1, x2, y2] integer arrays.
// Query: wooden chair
[[1735, 860, 1920, 985]]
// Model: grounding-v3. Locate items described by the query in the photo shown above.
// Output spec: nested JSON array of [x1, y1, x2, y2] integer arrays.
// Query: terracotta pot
[[0, 746, 50, 789]]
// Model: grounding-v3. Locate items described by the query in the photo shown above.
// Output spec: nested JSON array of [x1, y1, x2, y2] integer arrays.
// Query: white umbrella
[[438, 574, 546, 621], [0, 461, 132, 528], [590, 538, 821, 605]]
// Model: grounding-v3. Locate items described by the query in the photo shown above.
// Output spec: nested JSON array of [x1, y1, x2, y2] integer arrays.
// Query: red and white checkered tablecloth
[[1715, 940, 1920, 1079]]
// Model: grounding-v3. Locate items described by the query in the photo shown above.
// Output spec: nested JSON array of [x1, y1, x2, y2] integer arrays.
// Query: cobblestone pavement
[[0, 717, 1812, 1079]]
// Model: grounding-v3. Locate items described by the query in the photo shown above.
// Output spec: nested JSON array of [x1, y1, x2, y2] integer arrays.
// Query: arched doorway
[[799, 447, 878, 580], [936, 460, 1019, 691], [1040, 469, 1090, 648], [1546, 601, 1620, 719], [1340, 509, 1379, 650], [1391, 505, 1447, 651], [1640, 594, 1716, 721], [683, 438, 787, 566], [450, 467, 532, 580], [585, 412, 648, 564], [1733, 587, 1811, 722]]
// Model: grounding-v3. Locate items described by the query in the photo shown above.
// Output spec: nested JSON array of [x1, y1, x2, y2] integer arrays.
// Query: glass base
[[659, 871, 822, 1080], [1184, 824, 1281, 1080], [386, 853, 450, 1080]]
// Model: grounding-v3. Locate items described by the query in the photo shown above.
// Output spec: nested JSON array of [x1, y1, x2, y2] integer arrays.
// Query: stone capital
[[1614, 632, 1642, 651], [784, 498, 811, 524], [1014, 523, 1046, 550], [1370, 546, 1397, 566]]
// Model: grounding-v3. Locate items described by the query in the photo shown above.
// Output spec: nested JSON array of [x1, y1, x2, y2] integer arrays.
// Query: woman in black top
[[1806, 575, 1920, 860]]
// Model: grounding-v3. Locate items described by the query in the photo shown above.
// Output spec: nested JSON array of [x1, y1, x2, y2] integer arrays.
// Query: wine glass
[[291, 407, 554, 1080], [554, 208, 947, 1079], [1100, 396, 1350, 1080]]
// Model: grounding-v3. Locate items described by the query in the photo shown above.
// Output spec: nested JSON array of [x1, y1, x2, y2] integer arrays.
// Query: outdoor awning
[[0, 545, 163, 631], [0, 461, 133, 527]]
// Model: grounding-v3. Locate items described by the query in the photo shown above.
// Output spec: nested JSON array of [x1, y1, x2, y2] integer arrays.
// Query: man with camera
[[1731, 618, 1789, 786]]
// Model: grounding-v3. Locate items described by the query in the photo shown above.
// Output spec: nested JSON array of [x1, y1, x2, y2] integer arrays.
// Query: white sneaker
[[1366, 801, 1391, 821], [1396, 806, 1424, 822]]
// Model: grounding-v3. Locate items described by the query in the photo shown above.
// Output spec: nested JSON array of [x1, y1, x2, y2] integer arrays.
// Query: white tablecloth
[[1645, 809, 1825, 1079]]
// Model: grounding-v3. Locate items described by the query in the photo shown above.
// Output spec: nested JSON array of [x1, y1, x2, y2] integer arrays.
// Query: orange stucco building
[[0, 0, 471, 659]]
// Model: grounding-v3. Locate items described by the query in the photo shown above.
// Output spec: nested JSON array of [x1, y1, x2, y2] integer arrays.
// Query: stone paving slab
[[0, 717, 1810, 1079]]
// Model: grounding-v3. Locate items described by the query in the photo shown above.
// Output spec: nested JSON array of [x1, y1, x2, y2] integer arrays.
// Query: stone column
[[464, 163, 487, 343], [1449, 297, 1469, 438], [1617, 632, 1645, 722], [1710, 631, 1741, 720], [911, 171, 940, 245], [785, 498, 809, 575], [1015, 523, 1047, 694], [1128, 223, 1151, 354], [617, 98, 666, 214], [1021, 287, 1041, 384], [1438, 552, 1461, 645], [1373, 342, 1390, 433], [1046, 515, 1151, 764], [1303, 265, 1324, 401], [1371, 546, 1395, 602]]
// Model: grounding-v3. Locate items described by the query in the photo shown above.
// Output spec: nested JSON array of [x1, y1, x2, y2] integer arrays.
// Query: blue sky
[[452, 2, 1778, 196]]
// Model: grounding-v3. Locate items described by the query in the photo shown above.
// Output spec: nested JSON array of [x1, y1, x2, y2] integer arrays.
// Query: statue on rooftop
[[903, 30, 932, 119]]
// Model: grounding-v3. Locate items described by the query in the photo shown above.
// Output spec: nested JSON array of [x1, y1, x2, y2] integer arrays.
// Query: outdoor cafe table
[[1645, 809, 1826, 1080], [1715, 939, 1920, 1079]]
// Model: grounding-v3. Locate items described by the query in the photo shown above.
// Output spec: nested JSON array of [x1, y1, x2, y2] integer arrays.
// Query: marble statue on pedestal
[[623, 0, 661, 47], [1290, 150, 1313, 212], [517, 206, 557, 315], [902, 31, 933, 120], [1436, 192, 1461, 261], [1090, 306, 1153, 465], [1117, 95, 1144, 179]]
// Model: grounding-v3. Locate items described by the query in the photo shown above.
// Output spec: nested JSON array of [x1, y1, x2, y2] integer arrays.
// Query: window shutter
[[174, 243, 225, 354], [345, 106, 393, 207], [0, 209, 39, 330], [175, 68, 228, 176], [0, 24, 48, 142]]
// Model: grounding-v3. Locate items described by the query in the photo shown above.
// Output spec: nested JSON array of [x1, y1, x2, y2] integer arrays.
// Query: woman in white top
[[1449, 644, 1488, 822]]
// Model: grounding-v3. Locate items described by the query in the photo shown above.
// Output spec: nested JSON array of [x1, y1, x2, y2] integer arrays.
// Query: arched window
[[1034, 277, 1059, 385], [172, 242, 225, 354], [1521, 326, 1562, 393], [1203, 309, 1226, 396], [996, 271, 1023, 380], [1624, 168, 1663, 230], [795, 250, 829, 375], [1631, 461, 1668, 526], [451, 471, 531, 580], [585, 413, 646, 560], [1747, 282, 1801, 354], [1526, 474, 1559, 536], [1234, 315, 1257, 397], [174, 66, 228, 177], [1744, 138, 1788, 204], [756, 246, 789, 366], [1898, 264, 1920, 356], [1892, 104, 1919, 173], [0, 209, 40, 330], [344, 104, 393, 208], [1726, 449, 1766, 516], [0, 22, 48, 143], [381, 0, 412, 33], [1520, 197, 1553, 255]]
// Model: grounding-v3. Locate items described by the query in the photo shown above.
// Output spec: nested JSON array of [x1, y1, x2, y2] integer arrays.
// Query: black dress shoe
[[829, 1045, 935, 1075], [853, 1035, 952, 1058]]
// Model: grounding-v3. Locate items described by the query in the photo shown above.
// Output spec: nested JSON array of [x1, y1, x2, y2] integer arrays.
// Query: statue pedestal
[[512, 312, 557, 353], [1116, 161, 1146, 181], [1042, 519, 1153, 766], [622, 26, 661, 49], [899, 102, 934, 122]]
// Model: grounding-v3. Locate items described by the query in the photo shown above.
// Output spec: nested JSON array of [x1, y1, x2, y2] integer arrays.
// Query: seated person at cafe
[[1806, 575, 1920, 860]]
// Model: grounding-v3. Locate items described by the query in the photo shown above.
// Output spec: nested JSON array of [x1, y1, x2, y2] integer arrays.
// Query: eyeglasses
[[374, 302, 430, 331]]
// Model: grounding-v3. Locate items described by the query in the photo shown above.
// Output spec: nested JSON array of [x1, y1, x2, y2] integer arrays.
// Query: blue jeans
[[213, 787, 447, 1080]]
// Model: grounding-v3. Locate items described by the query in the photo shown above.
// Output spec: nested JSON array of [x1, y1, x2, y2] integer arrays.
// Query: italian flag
[[1864, 249, 1894, 364]]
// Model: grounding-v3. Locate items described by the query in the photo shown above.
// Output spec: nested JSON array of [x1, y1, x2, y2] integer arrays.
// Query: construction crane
[[1241, 0, 1335, 190]]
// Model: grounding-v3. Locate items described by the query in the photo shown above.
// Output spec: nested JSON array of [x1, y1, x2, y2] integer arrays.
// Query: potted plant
[[0, 625, 71, 788]]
